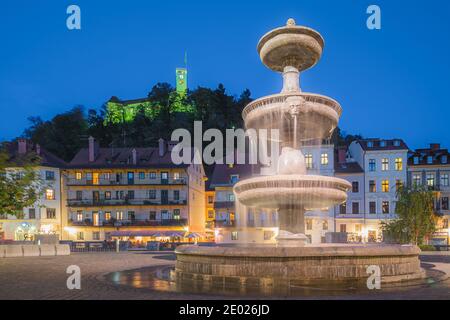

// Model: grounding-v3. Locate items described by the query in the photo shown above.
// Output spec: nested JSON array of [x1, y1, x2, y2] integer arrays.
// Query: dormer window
[[442, 155, 448, 164], [380, 141, 386, 147], [393, 140, 400, 147], [413, 157, 419, 165], [367, 141, 374, 148], [427, 156, 433, 164], [230, 175, 239, 184]]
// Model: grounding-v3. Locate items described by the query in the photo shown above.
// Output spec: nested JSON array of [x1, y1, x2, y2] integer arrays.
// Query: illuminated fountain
[[175, 19, 423, 289]]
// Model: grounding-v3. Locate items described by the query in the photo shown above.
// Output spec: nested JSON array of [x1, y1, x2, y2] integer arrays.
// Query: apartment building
[[205, 179, 215, 231], [347, 138, 408, 241], [61, 137, 205, 242], [0, 139, 66, 241], [408, 143, 450, 244]]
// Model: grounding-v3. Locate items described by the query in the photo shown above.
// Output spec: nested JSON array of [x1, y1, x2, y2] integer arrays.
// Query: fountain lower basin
[[175, 244, 424, 287]]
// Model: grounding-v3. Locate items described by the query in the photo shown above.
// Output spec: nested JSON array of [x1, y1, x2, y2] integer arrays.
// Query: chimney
[[158, 138, 166, 157], [337, 146, 347, 164], [430, 143, 441, 151], [36, 144, 41, 156], [18, 139, 27, 154], [132, 148, 137, 165], [88, 136, 98, 162]]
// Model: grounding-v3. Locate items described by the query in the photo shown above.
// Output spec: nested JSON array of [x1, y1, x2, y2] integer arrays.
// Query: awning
[[109, 230, 185, 237]]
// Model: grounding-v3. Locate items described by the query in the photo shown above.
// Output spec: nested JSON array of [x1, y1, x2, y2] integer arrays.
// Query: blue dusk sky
[[0, 0, 449, 149]]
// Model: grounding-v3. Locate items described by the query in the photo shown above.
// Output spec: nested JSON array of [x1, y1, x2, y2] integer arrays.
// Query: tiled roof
[[209, 163, 257, 188], [334, 161, 364, 174], [408, 145, 450, 166], [3, 140, 67, 168], [357, 139, 408, 151]]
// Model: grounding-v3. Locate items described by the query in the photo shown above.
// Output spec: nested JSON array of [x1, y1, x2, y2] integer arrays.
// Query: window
[[380, 141, 386, 147], [321, 153, 329, 165], [230, 175, 239, 184], [28, 208, 36, 219], [128, 211, 135, 221], [231, 231, 238, 241], [382, 201, 390, 214], [305, 154, 313, 169], [93, 173, 99, 185], [149, 211, 156, 220], [149, 172, 156, 179], [413, 157, 419, 165], [148, 190, 156, 200], [339, 203, 346, 215], [45, 171, 55, 180], [77, 232, 84, 241], [46, 208, 56, 219], [173, 190, 180, 201], [207, 210, 214, 219], [352, 202, 359, 214], [395, 158, 403, 171], [367, 141, 373, 148], [369, 180, 376, 193], [139, 172, 145, 180], [104, 191, 111, 200], [264, 231, 274, 241], [427, 174, 435, 187], [413, 174, 422, 186], [369, 201, 376, 214], [442, 197, 449, 211], [103, 172, 111, 180], [355, 224, 362, 233], [393, 140, 400, 147], [441, 174, 449, 187], [173, 209, 181, 220], [116, 211, 123, 220], [381, 158, 389, 171], [75, 172, 82, 180], [322, 220, 328, 231], [76, 211, 83, 221], [306, 219, 312, 231], [396, 180, 403, 192], [444, 219, 449, 229], [228, 194, 235, 202], [442, 155, 448, 164], [45, 189, 55, 200], [127, 190, 134, 199], [173, 172, 180, 180], [352, 181, 359, 193], [340, 224, 347, 233], [92, 232, 100, 241], [76, 190, 82, 200], [105, 212, 111, 221], [427, 156, 433, 164], [382, 180, 389, 193], [369, 159, 376, 171], [208, 196, 214, 204]]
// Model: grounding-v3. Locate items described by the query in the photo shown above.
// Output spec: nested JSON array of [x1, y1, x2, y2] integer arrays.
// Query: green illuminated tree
[[381, 186, 437, 245], [0, 146, 46, 218]]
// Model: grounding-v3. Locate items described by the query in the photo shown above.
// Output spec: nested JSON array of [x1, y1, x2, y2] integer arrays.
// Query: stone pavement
[[1, 252, 450, 300]]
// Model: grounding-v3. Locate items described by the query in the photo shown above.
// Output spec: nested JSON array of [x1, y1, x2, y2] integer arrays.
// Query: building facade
[[61, 137, 205, 242], [0, 139, 66, 241]]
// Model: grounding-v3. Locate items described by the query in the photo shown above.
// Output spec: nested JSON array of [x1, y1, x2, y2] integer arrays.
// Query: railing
[[214, 220, 236, 228], [214, 201, 235, 209], [67, 198, 187, 207], [66, 177, 187, 186], [68, 218, 188, 227]]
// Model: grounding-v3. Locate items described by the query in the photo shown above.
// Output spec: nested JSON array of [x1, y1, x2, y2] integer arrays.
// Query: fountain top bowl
[[257, 18, 325, 73]]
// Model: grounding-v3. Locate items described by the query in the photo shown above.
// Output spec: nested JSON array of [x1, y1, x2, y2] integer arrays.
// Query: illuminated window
[[382, 158, 389, 171], [441, 174, 449, 187], [231, 231, 238, 241], [77, 232, 84, 240], [382, 180, 389, 192], [305, 154, 313, 169], [104, 191, 111, 200], [103, 172, 111, 180], [173, 209, 181, 220], [93, 173, 99, 185], [320, 153, 329, 165], [76, 211, 83, 222], [396, 180, 403, 192], [75, 172, 82, 180], [369, 180, 376, 193], [207, 210, 214, 219], [306, 219, 313, 230], [105, 212, 111, 221], [427, 174, 435, 187], [395, 158, 403, 171], [413, 174, 422, 186], [116, 211, 123, 220], [322, 220, 328, 231], [382, 201, 390, 214], [45, 189, 55, 200], [173, 172, 180, 180], [355, 224, 362, 233], [208, 196, 214, 204], [46, 208, 56, 219]]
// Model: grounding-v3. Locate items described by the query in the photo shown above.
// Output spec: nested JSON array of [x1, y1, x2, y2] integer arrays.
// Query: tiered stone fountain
[[175, 19, 423, 288]]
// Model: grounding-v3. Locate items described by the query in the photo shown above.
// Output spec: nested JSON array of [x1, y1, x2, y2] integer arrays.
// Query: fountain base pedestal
[[276, 230, 308, 247]]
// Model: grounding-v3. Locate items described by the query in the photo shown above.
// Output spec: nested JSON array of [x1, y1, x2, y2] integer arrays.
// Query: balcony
[[214, 220, 236, 228], [68, 218, 188, 227], [67, 198, 187, 207], [66, 177, 187, 187], [214, 201, 235, 210]]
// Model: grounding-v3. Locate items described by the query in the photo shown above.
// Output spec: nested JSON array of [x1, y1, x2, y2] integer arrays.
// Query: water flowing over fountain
[[175, 19, 423, 289]]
